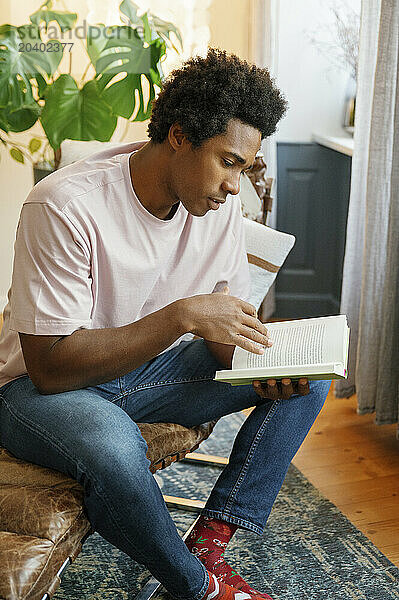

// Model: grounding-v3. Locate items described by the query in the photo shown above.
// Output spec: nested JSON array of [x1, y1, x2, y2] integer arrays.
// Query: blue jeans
[[0, 339, 330, 599]]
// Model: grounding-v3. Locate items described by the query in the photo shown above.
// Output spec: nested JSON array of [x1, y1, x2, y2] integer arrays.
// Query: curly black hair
[[147, 47, 287, 147]]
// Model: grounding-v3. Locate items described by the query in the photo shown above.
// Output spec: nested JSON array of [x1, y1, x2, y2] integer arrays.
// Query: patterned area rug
[[54, 413, 399, 600]]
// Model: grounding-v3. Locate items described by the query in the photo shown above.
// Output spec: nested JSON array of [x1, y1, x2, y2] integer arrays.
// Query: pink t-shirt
[[0, 142, 250, 388]]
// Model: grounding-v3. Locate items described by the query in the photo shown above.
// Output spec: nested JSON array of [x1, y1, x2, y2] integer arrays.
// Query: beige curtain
[[249, 0, 279, 320], [335, 0, 399, 432]]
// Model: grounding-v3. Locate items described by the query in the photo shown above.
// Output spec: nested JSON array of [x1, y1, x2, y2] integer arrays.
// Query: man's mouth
[[208, 197, 225, 210]]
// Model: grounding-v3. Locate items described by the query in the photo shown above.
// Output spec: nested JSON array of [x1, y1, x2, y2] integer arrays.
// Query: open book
[[214, 315, 350, 386]]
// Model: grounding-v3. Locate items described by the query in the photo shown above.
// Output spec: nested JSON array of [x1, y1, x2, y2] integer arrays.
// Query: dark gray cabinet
[[275, 142, 351, 318]]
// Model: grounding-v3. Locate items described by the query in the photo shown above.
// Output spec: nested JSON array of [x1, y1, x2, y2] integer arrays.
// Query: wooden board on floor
[[292, 386, 399, 566]]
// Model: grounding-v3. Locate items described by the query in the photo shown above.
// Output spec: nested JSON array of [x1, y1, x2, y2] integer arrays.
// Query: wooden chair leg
[[183, 452, 228, 467], [162, 452, 228, 511], [164, 495, 205, 512]]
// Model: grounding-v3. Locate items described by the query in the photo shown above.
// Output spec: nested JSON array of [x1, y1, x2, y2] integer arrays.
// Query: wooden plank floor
[[292, 383, 399, 566]]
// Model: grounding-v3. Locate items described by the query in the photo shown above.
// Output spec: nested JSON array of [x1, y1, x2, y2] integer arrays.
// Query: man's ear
[[168, 123, 189, 151]]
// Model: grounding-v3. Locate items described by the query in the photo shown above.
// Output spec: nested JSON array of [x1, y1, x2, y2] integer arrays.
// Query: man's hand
[[180, 286, 273, 355], [253, 378, 310, 400]]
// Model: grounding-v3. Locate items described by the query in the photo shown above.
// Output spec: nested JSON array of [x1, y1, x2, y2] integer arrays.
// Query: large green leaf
[[94, 26, 157, 76], [3, 102, 41, 132], [119, 0, 182, 51], [99, 73, 137, 120], [91, 26, 164, 120], [0, 111, 9, 133], [30, 7, 77, 33], [119, 0, 141, 27], [0, 24, 63, 109], [86, 25, 109, 66], [40, 75, 117, 149], [101, 72, 156, 120], [0, 23, 63, 132], [0, 72, 41, 132], [17, 25, 63, 76], [150, 14, 183, 50]]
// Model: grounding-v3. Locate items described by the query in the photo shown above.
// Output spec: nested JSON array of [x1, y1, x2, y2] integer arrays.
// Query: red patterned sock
[[187, 516, 273, 600]]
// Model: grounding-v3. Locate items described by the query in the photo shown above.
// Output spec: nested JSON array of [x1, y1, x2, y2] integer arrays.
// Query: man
[[0, 49, 329, 600]]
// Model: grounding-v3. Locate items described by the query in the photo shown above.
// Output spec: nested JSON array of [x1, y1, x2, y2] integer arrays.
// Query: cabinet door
[[276, 142, 351, 318]]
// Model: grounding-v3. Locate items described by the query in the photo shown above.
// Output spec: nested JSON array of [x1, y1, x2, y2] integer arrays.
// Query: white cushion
[[243, 218, 295, 311], [239, 172, 262, 221]]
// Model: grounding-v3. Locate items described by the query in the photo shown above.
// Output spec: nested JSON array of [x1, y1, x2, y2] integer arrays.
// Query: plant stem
[[80, 61, 92, 86]]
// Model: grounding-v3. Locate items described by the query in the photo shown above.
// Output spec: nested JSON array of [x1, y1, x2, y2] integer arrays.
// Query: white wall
[[273, 0, 359, 142], [258, 0, 358, 233], [0, 148, 33, 310]]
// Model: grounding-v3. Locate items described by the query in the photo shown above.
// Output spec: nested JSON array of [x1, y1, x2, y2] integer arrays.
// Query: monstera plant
[[0, 0, 182, 173]]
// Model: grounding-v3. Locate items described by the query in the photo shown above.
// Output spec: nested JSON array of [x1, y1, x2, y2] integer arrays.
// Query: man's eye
[[223, 159, 249, 174]]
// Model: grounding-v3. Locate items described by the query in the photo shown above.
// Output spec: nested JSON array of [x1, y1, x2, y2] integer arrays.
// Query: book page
[[232, 315, 347, 370]]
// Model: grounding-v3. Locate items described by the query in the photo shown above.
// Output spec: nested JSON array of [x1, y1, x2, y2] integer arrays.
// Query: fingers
[[233, 314, 273, 355], [253, 378, 310, 400], [220, 297, 273, 354], [239, 324, 272, 350], [265, 379, 279, 400], [279, 378, 309, 398], [297, 378, 310, 396], [235, 335, 266, 355], [253, 379, 278, 399], [240, 300, 258, 317], [241, 314, 272, 346], [281, 378, 294, 399], [212, 294, 278, 362], [242, 313, 269, 336]]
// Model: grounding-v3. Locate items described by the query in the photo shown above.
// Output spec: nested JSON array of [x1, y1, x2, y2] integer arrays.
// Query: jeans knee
[[86, 432, 148, 467], [74, 422, 151, 490], [293, 379, 330, 428]]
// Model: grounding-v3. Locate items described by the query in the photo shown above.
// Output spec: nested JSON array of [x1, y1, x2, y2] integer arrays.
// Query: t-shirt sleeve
[[9, 202, 93, 335], [212, 200, 251, 303]]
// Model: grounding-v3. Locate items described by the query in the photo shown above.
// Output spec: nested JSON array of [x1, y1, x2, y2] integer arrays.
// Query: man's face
[[169, 119, 262, 217]]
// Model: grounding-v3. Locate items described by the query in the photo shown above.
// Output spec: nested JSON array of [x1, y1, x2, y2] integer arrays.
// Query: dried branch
[[306, 0, 360, 80]]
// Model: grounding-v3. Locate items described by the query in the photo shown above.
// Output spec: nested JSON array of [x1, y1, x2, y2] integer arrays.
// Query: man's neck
[[129, 142, 178, 221]]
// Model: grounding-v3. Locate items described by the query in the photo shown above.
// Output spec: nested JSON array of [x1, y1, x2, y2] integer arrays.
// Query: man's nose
[[222, 174, 241, 196]]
